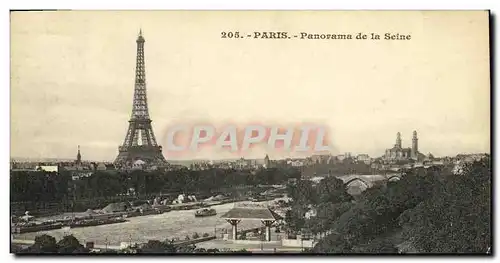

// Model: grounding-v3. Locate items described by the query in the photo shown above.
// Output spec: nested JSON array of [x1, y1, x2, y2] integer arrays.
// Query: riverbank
[[12, 235, 218, 253], [11, 184, 283, 217], [15, 192, 281, 226], [12, 216, 130, 234]]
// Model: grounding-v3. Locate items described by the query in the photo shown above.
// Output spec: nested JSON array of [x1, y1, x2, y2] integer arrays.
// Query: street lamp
[[259, 230, 263, 251], [300, 229, 306, 252]]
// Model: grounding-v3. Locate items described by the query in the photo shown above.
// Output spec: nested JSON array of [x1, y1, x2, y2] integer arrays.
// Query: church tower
[[411, 131, 418, 159], [395, 132, 402, 148], [264, 154, 271, 168], [76, 145, 82, 165]]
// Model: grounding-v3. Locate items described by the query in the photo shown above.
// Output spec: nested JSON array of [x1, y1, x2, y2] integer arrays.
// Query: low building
[[286, 159, 305, 167], [35, 165, 58, 173], [71, 171, 93, 180], [356, 154, 372, 164]]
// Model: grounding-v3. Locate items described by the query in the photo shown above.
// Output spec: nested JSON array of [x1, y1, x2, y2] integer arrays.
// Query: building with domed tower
[[383, 131, 425, 162]]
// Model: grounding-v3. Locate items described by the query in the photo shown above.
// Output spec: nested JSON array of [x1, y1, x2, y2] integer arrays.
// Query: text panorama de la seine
[[221, 31, 412, 40]]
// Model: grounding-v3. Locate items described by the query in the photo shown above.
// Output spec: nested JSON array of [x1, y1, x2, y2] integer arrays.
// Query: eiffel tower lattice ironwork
[[114, 30, 168, 167]]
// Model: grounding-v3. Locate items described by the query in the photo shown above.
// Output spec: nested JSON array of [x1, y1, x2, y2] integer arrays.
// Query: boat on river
[[249, 196, 269, 202], [12, 222, 64, 234], [68, 217, 127, 228], [194, 208, 217, 217]]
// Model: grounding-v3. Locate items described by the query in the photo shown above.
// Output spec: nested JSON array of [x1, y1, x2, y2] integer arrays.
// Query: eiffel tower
[[114, 30, 168, 167]]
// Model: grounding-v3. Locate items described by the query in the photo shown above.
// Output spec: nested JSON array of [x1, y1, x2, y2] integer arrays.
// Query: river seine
[[13, 200, 279, 246]]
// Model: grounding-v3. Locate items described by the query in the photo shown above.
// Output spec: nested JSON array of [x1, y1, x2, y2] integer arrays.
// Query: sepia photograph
[[9, 10, 491, 255]]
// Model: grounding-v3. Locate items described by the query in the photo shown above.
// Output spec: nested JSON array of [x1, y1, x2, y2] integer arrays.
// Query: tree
[[138, 240, 176, 253], [140, 240, 164, 253], [313, 234, 354, 253], [400, 159, 491, 253], [57, 235, 88, 253], [285, 207, 306, 233], [176, 244, 196, 253], [316, 176, 353, 204], [287, 180, 315, 205], [352, 238, 399, 253], [313, 201, 353, 233], [33, 234, 58, 253]]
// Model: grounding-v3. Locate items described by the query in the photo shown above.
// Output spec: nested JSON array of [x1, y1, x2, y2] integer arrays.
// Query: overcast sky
[[11, 11, 490, 161]]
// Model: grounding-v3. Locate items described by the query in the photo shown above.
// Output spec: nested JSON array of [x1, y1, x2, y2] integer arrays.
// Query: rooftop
[[221, 203, 283, 221]]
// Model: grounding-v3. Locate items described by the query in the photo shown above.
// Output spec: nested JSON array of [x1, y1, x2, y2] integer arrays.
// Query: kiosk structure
[[221, 203, 283, 242]]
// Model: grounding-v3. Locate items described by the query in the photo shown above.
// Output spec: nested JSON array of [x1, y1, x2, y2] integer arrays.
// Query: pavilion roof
[[221, 203, 283, 221]]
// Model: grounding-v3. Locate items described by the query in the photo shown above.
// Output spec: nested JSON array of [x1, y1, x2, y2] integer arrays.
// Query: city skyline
[[11, 11, 490, 161]]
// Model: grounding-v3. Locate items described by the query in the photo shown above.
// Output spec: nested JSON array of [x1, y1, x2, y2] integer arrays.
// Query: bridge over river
[[310, 173, 404, 195]]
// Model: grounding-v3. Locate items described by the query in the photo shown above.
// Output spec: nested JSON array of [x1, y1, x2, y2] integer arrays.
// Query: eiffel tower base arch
[[114, 145, 167, 167]]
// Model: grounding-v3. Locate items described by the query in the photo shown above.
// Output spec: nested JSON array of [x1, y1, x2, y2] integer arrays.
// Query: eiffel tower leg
[[123, 123, 136, 147], [147, 125, 158, 146]]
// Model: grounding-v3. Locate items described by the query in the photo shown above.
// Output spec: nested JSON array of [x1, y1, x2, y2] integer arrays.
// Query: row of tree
[[11, 167, 301, 203], [14, 234, 248, 254], [17, 234, 89, 254]]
